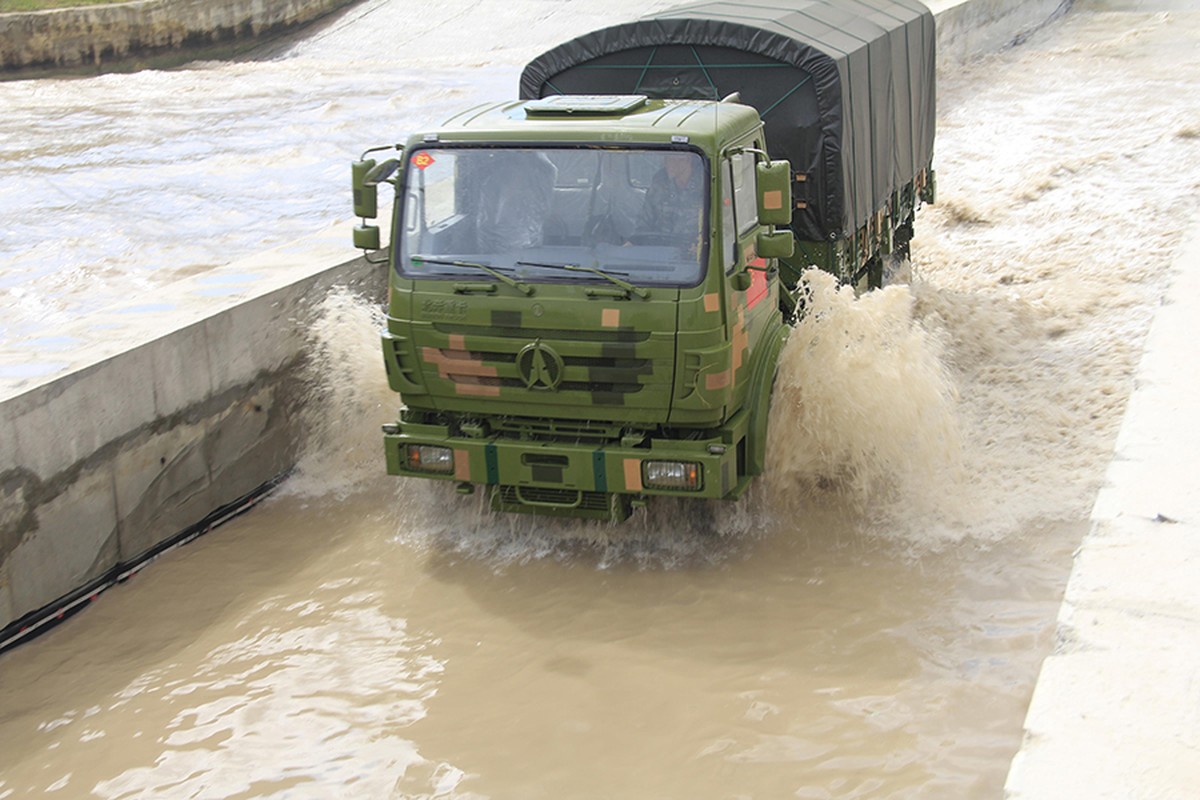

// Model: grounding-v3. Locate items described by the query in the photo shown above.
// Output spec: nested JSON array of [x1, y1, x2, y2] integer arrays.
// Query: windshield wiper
[[411, 255, 533, 296], [516, 260, 648, 299]]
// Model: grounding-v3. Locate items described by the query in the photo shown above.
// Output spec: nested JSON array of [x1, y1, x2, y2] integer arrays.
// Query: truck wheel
[[883, 253, 911, 285], [894, 220, 914, 261], [866, 256, 884, 290], [746, 328, 787, 477]]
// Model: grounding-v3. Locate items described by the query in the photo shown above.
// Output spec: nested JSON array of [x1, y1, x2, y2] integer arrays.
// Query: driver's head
[[666, 152, 694, 187]]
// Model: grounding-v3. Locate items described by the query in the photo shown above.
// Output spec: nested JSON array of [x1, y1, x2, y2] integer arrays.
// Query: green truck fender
[[744, 320, 790, 477]]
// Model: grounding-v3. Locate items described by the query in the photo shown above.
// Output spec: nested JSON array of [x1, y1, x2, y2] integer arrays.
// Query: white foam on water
[[284, 287, 394, 500], [762, 270, 966, 546]]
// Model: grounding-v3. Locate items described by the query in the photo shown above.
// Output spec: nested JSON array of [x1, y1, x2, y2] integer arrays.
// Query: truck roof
[[425, 95, 763, 149]]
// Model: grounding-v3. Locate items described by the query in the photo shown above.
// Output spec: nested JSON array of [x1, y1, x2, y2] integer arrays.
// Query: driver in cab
[[637, 151, 704, 244]]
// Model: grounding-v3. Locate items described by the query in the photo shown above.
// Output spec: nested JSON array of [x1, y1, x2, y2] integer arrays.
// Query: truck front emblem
[[517, 341, 564, 391]]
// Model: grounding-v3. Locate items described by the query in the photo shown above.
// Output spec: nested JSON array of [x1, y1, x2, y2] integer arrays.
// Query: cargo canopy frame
[[519, 0, 936, 245]]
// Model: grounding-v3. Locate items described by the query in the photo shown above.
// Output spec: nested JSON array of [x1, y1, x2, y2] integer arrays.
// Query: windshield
[[396, 146, 708, 287]]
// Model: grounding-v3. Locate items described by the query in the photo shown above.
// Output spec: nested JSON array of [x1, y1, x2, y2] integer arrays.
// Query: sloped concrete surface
[[1005, 221, 1200, 798], [934, 0, 1070, 62], [0, 222, 381, 630]]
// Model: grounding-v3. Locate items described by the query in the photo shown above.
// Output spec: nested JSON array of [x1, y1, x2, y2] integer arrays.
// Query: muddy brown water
[[0, 479, 1083, 798], [2, 1, 1200, 797]]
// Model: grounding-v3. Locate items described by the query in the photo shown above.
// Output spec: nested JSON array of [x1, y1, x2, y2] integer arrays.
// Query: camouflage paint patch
[[704, 292, 720, 313], [592, 450, 608, 492], [491, 310, 522, 328], [448, 333, 466, 350], [586, 357, 652, 386], [421, 346, 502, 396], [705, 369, 732, 390], [454, 378, 502, 397], [454, 449, 470, 481], [600, 342, 639, 360], [591, 391, 626, 405], [623, 458, 643, 491], [762, 189, 783, 210], [421, 347, 499, 379], [601, 308, 620, 328], [531, 464, 563, 483], [731, 307, 748, 386], [746, 268, 769, 310], [485, 443, 499, 484]]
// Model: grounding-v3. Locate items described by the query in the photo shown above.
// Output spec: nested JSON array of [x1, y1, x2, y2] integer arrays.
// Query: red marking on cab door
[[746, 259, 769, 309]]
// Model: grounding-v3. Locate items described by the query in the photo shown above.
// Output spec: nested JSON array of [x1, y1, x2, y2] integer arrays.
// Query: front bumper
[[384, 416, 749, 520]]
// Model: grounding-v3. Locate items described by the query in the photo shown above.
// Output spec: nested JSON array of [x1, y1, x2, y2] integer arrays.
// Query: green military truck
[[352, 0, 936, 521]]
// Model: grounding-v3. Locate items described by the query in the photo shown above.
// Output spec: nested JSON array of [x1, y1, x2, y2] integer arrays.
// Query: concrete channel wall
[[0, 0, 1069, 634], [0, 225, 382, 639], [1004, 221, 1200, 798], [0, 0, 359, 73]]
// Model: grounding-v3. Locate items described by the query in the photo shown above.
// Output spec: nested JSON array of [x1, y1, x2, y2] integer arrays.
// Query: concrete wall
[[0, 0, 359, 73], [0, 225, 381, 634], [0, 0, 1070, 633]]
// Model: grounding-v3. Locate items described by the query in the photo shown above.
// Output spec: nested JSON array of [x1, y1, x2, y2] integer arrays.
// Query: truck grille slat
[[436, 355, 646, 392], [435, 323, 649, 343], [496, 485, 612, 512]]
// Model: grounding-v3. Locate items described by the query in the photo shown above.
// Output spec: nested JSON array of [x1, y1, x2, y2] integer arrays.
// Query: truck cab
[[354, 95, 794, 520]]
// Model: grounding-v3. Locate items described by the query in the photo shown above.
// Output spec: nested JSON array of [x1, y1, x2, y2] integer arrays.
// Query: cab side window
[[731, 151, 758, 236], [722, 159, 737, 272]]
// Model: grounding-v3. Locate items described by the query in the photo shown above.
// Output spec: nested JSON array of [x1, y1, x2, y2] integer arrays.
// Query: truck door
[[721, 149, 777, 410]]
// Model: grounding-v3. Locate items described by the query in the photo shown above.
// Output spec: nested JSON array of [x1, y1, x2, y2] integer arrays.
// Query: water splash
[[285, 287, 394, 499], [286, 274, 972, 561], [284, 251, 1156, 559], [281, 288, 759, 567], [763, 270, 965, 544]]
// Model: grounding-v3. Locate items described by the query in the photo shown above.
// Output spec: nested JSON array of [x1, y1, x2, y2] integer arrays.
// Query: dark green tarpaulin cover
[[519, 0, 935, 243]]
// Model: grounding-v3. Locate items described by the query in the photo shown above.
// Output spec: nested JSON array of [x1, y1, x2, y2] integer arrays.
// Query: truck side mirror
[[354, 224, 381, 250], [756, 229, 794, 259], [730, 271, 753, 291], [353, 153, 402, 256], [352, 158, 379, 219], [756, 160, 792, 226], [366, 158, 400, 185]]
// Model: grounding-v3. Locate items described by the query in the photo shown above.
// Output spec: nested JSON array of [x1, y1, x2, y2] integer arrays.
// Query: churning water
[[2, 1, 1200, 798]]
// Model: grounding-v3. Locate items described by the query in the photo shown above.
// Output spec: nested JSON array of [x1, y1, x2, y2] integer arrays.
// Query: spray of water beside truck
[[351, 0, 937, 521]]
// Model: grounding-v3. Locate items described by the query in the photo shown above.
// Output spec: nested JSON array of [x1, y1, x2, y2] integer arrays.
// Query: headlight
[[406, 444, 454, 473], [642, 460, 702, 491]]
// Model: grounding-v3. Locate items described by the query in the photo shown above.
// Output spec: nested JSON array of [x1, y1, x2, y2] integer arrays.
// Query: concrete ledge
[[1004, 221, 1200, 798], [0, 0, 360, 74]]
